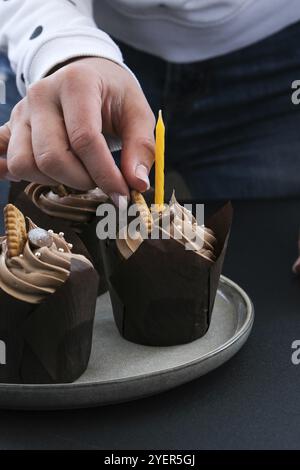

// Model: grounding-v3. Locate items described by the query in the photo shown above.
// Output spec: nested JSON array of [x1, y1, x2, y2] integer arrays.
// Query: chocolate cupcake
[[101, 191, 232, 346], [0, 204, 98, 384], [19, 183, 108, 294]]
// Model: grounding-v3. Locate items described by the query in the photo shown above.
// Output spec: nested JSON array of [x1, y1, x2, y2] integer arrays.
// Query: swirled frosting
[[116, 192, 216, 262], [0, 220, 91, 304], [25, 183, 108, 225]]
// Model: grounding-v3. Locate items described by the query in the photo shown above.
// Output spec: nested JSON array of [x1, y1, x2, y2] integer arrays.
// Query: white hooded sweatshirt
[[0, 0, 299, 95]]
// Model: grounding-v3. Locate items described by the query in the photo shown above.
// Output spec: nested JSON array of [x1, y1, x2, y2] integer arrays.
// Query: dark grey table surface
[[0, 197, 299, 450]]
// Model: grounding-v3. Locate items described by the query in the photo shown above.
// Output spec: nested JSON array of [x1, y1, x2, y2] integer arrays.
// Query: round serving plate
[[0, 276, 254, 410]]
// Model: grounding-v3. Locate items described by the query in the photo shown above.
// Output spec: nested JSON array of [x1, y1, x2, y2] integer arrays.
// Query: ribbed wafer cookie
[[4, 204, 27, 257], [131, 190, 153, 233]]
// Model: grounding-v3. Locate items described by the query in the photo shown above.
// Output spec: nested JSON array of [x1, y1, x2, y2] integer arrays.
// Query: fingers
[[28, 84, 94, 190], [119, 90, 155, 192], [1, 106, 55, 184], [60, 74, 129, 198], [0, 123, 20, 181], [1, 60, 155, 196], [0, 123, 9, 179], [0, 123, 10, 156], [6, 118, 56, 185]]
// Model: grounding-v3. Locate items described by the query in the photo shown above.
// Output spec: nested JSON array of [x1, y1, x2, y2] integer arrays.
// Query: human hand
[[0, 57, 156, 203]]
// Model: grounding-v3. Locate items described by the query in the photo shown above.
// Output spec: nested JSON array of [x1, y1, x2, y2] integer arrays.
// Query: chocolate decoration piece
[[28, 227, 53, 249]]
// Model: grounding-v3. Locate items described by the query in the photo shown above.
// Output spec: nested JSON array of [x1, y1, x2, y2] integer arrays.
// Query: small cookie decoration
[[28, 227, 53, 249], [52, 184, 69, 197], [131, 190, 153, 233], [4, 204, 27, 257]]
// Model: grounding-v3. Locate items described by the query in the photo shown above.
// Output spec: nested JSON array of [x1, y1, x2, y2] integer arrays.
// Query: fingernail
[[110, 193, 128, 210], [135, 164, 150, 190]]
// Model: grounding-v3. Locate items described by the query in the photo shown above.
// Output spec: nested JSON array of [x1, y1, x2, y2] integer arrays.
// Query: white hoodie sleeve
[[0, 0, 127, 96]]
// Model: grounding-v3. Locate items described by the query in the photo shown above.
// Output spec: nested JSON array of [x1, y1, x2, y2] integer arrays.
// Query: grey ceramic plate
[[0, 276, 254, 410]]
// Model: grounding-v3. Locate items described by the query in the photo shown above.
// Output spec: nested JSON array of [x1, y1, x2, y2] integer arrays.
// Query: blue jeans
[[119, 20, 300, 201], [1, 21, 300, 205]]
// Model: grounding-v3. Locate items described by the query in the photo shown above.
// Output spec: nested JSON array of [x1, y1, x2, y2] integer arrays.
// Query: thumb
[[0, 123, 10, 180], [0, 123, 10, 155], [120, 101, 155, 192]]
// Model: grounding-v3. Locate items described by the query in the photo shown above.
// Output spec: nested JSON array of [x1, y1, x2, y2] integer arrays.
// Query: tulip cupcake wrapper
[[78, 217, 108, 296], [101, 202, 233, 347], [0, 256, 99, 384]]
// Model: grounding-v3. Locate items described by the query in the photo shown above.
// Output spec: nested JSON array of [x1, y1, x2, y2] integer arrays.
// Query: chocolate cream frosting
[[0, 220, 91, 304], [116, 192, 216, 262], [25, 184, 108, 225]]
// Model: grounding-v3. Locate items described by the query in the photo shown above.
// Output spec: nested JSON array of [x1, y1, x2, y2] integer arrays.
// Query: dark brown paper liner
[[79, 217, 108, 296], [101, 202, 232, 346], [0, 197, 99, 384], [22, 257, 98, 384], [0, 257, 98, 384], [11, 190, 107, 295]]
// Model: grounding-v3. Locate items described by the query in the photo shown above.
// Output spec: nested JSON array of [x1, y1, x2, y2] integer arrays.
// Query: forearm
[[0, 0, 125, 95]]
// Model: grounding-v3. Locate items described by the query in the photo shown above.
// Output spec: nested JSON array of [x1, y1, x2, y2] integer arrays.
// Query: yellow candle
[[155, 110, 165, 209]]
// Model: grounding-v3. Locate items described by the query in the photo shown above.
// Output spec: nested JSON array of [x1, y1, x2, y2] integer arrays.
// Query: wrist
[[18, 31, 125, 93]]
